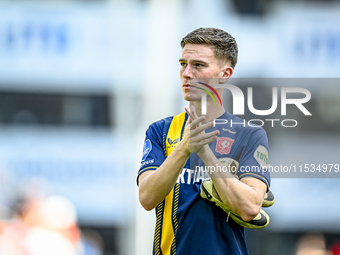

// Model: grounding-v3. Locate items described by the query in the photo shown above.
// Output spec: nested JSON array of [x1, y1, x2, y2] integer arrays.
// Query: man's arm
[[138, 146, 189, 211], [198, 148, 267, 221], [138, 112, 219, 211], [186, 107, 267, 222]]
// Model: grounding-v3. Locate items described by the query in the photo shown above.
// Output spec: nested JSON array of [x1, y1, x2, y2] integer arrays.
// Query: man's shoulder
[[148, 115, 174, 131], [148, 112, 186, 131]]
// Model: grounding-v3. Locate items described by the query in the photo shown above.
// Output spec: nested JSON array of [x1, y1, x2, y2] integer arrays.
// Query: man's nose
[[182, 65, 194, 79]]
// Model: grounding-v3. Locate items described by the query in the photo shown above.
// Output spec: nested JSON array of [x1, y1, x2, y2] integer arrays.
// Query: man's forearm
[[138, 109, 219, 211], [198, 147, 266, 221], [138, 144, 190, 210]]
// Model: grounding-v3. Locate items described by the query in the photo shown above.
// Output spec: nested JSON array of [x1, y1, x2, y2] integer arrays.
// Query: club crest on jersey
[[142, 139, 152, 161], [215, 137, 234, 155]]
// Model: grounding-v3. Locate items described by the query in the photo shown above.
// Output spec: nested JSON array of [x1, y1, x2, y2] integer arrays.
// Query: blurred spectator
[[295, 232, 330, 255], [0, 164, 29, 255], [0, 179, 104, 255], [0, 218, 28, 255], [25, 195, 80, 255], [81, 230, 105, 255], [329, 241, 340, 255]]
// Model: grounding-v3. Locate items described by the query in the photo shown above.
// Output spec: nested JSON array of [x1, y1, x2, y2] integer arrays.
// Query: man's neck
[[189, 101, 225, 123]]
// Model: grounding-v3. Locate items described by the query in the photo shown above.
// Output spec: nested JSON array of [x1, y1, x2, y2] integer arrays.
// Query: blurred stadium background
[[0, 0, 340, 254]]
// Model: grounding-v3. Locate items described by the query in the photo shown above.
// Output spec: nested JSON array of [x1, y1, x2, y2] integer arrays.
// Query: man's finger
[[190, 121, 215, 136], [185, 106, 199, 125], [199, 136, 218, 146], [191, 136, 218, 152], [190, 130, 219, 143], [191, 105, 200, 119], [186, 106, 197, 122], [190, 115, 206, 128], [184, 106, 192, 125]]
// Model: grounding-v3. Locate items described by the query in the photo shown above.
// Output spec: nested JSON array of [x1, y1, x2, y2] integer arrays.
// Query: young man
[[137, 28, 271, 255]]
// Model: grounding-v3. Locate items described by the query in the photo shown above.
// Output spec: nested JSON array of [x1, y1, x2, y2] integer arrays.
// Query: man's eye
[[180, 63, 187, 67], [195, 63, 204, 67]]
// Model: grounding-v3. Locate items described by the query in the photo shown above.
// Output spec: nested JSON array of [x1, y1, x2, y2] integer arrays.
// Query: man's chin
[[183, 96, 201, 103], [182, 91, 201, 102], [183, 95, 191, 101]]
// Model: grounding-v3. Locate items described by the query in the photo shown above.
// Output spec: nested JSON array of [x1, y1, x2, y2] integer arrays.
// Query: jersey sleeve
[[137, 120, 167, 185], [237, 128, 271, 189]]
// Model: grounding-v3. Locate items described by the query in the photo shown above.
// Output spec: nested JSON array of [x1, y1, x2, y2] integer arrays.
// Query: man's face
[[179, 43, 231, 102]]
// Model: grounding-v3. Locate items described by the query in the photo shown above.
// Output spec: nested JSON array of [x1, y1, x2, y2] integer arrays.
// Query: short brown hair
[[180, 27, 238, 68]]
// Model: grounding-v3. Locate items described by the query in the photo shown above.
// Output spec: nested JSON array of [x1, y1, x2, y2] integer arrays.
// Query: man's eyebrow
[[179, 59, 208, 64], [192, 59, 208, 65]]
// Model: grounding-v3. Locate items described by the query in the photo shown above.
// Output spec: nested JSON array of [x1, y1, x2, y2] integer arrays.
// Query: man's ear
[[220, 65, 233, 83]]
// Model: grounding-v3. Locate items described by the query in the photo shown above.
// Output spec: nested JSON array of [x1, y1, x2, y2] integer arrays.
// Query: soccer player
[[137, 28, 271, 255]]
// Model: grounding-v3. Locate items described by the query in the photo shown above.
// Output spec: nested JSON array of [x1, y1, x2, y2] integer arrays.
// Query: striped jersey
[[138, 110, 271, 255]]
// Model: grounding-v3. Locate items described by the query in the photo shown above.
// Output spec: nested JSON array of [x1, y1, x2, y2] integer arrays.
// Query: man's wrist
[[176, 141, 191, 158], [197, 144, 213, 160]]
